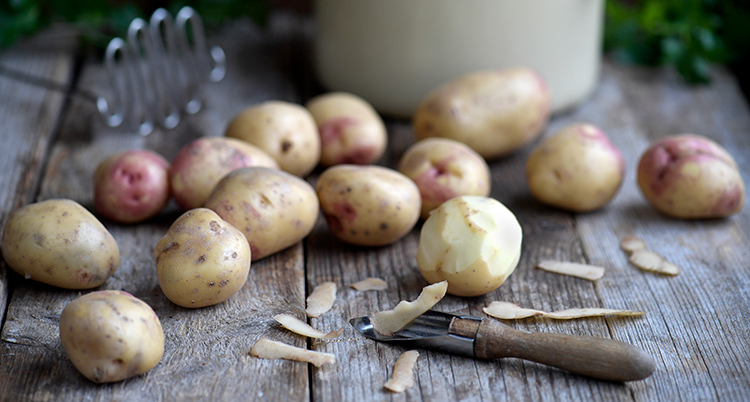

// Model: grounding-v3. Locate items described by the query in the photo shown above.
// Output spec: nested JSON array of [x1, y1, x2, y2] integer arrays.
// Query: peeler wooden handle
[[465, 318, 655, 381]]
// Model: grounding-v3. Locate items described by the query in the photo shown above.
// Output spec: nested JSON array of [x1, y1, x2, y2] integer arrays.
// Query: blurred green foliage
[[0, 0, 268, 49], [605, 0, 750, 83]]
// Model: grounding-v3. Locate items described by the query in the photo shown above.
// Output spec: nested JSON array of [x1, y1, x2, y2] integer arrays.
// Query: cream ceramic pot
[[313, 0, 604, 117]]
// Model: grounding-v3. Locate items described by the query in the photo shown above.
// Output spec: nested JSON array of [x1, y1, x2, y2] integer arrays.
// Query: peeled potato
[[416, 196, 522, 297]]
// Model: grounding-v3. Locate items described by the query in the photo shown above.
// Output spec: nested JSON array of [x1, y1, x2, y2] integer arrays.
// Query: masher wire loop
[[96, 6, 226, 136]]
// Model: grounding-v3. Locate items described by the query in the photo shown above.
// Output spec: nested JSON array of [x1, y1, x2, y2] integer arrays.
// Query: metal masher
[[98, 6, 226, 135], [0, 6, 225, 136]]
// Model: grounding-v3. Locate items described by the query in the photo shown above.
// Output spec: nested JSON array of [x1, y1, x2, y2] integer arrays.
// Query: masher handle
[[473, 318, 655, 381]]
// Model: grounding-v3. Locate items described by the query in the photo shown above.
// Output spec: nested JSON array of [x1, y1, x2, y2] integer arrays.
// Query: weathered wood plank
[[0, 15, 314, 401], [0, 26, 77, 343]]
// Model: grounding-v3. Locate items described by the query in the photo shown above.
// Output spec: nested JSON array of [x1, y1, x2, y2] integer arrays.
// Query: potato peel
[[629, 249, 680, 276], [370, 281, 448, 336], [384, 350, 419, 393], [620, 235, 647, 254], [350, 277, 389, 291], [483, 301, 646, 320], [536, 260, 604, 281], [306, 282, 337, 318], [249, 337, 336, 367], [273, 314, 343, 339], [620, 235, 680, 275]]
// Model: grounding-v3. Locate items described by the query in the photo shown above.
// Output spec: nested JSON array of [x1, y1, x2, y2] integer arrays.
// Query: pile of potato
[[0, 67, 745, 384]]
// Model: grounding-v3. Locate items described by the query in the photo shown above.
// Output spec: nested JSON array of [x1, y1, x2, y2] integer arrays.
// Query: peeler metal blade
[[349, 310, 477, 357], [350, 309, 656, 382]]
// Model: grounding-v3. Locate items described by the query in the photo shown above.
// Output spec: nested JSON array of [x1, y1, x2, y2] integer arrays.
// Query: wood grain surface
[[1, 11, 749, 402]]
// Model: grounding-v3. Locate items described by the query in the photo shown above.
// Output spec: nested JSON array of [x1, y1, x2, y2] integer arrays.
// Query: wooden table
[[1, 12, 749, 402]]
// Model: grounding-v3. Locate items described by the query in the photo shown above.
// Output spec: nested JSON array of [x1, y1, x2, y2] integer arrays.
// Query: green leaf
[[641, 0, 667, 33], [603, 0, 749, 84], [677, 54, 711, 84], [9, 0, 34, 10], [661, 37, 685, 64], [0, 3, 41, 47]]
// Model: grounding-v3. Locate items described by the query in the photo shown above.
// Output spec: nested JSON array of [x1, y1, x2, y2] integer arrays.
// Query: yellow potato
[[205, 167, 319, 261], [225, 101, 321, 177], [398, 138, 491, 219], [413, 68, 550, 160], [1, 199, 119, 289], [417, 196, 522, 297], [306, 92, 387, 166], [526, 123, 625, 212], [154, 208, 251, 308], [59, 290, 164, 383], [316, 165, 421, 246]]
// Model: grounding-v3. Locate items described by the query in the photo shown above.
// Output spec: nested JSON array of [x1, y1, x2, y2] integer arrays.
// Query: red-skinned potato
[[398, 138, 491, 219], [526, 123, 625, 212], [225, 101, 320, 177], [169, 137, 279, 211], [637, 134, 745, 218], [413, 68, 550, 160], [316, 165, 421, 246], [306, 92, 387, 166], [93, 149, 170, 223]]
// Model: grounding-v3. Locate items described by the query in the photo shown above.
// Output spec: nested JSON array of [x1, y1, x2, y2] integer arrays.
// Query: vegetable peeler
[[349, 310, 655, 382]]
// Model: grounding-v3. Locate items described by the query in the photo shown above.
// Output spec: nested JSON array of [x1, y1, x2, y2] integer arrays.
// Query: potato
[[413, 68, 550, 160], [305, 92, 387, 166], [637, 134, 745, 218], [154, 208, 251, 308], [398, 138, 491, 218], [205, 167, 319, 261], [1, 199, 119, 289], [93, 149, 170, 223], [525, 123, 625, 212], [169, 137, 279, 211], [316, 165, 421, 246], [417, 196, 522, 297], [59, 290, 164, 383], [225, 101, 321, 177]]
